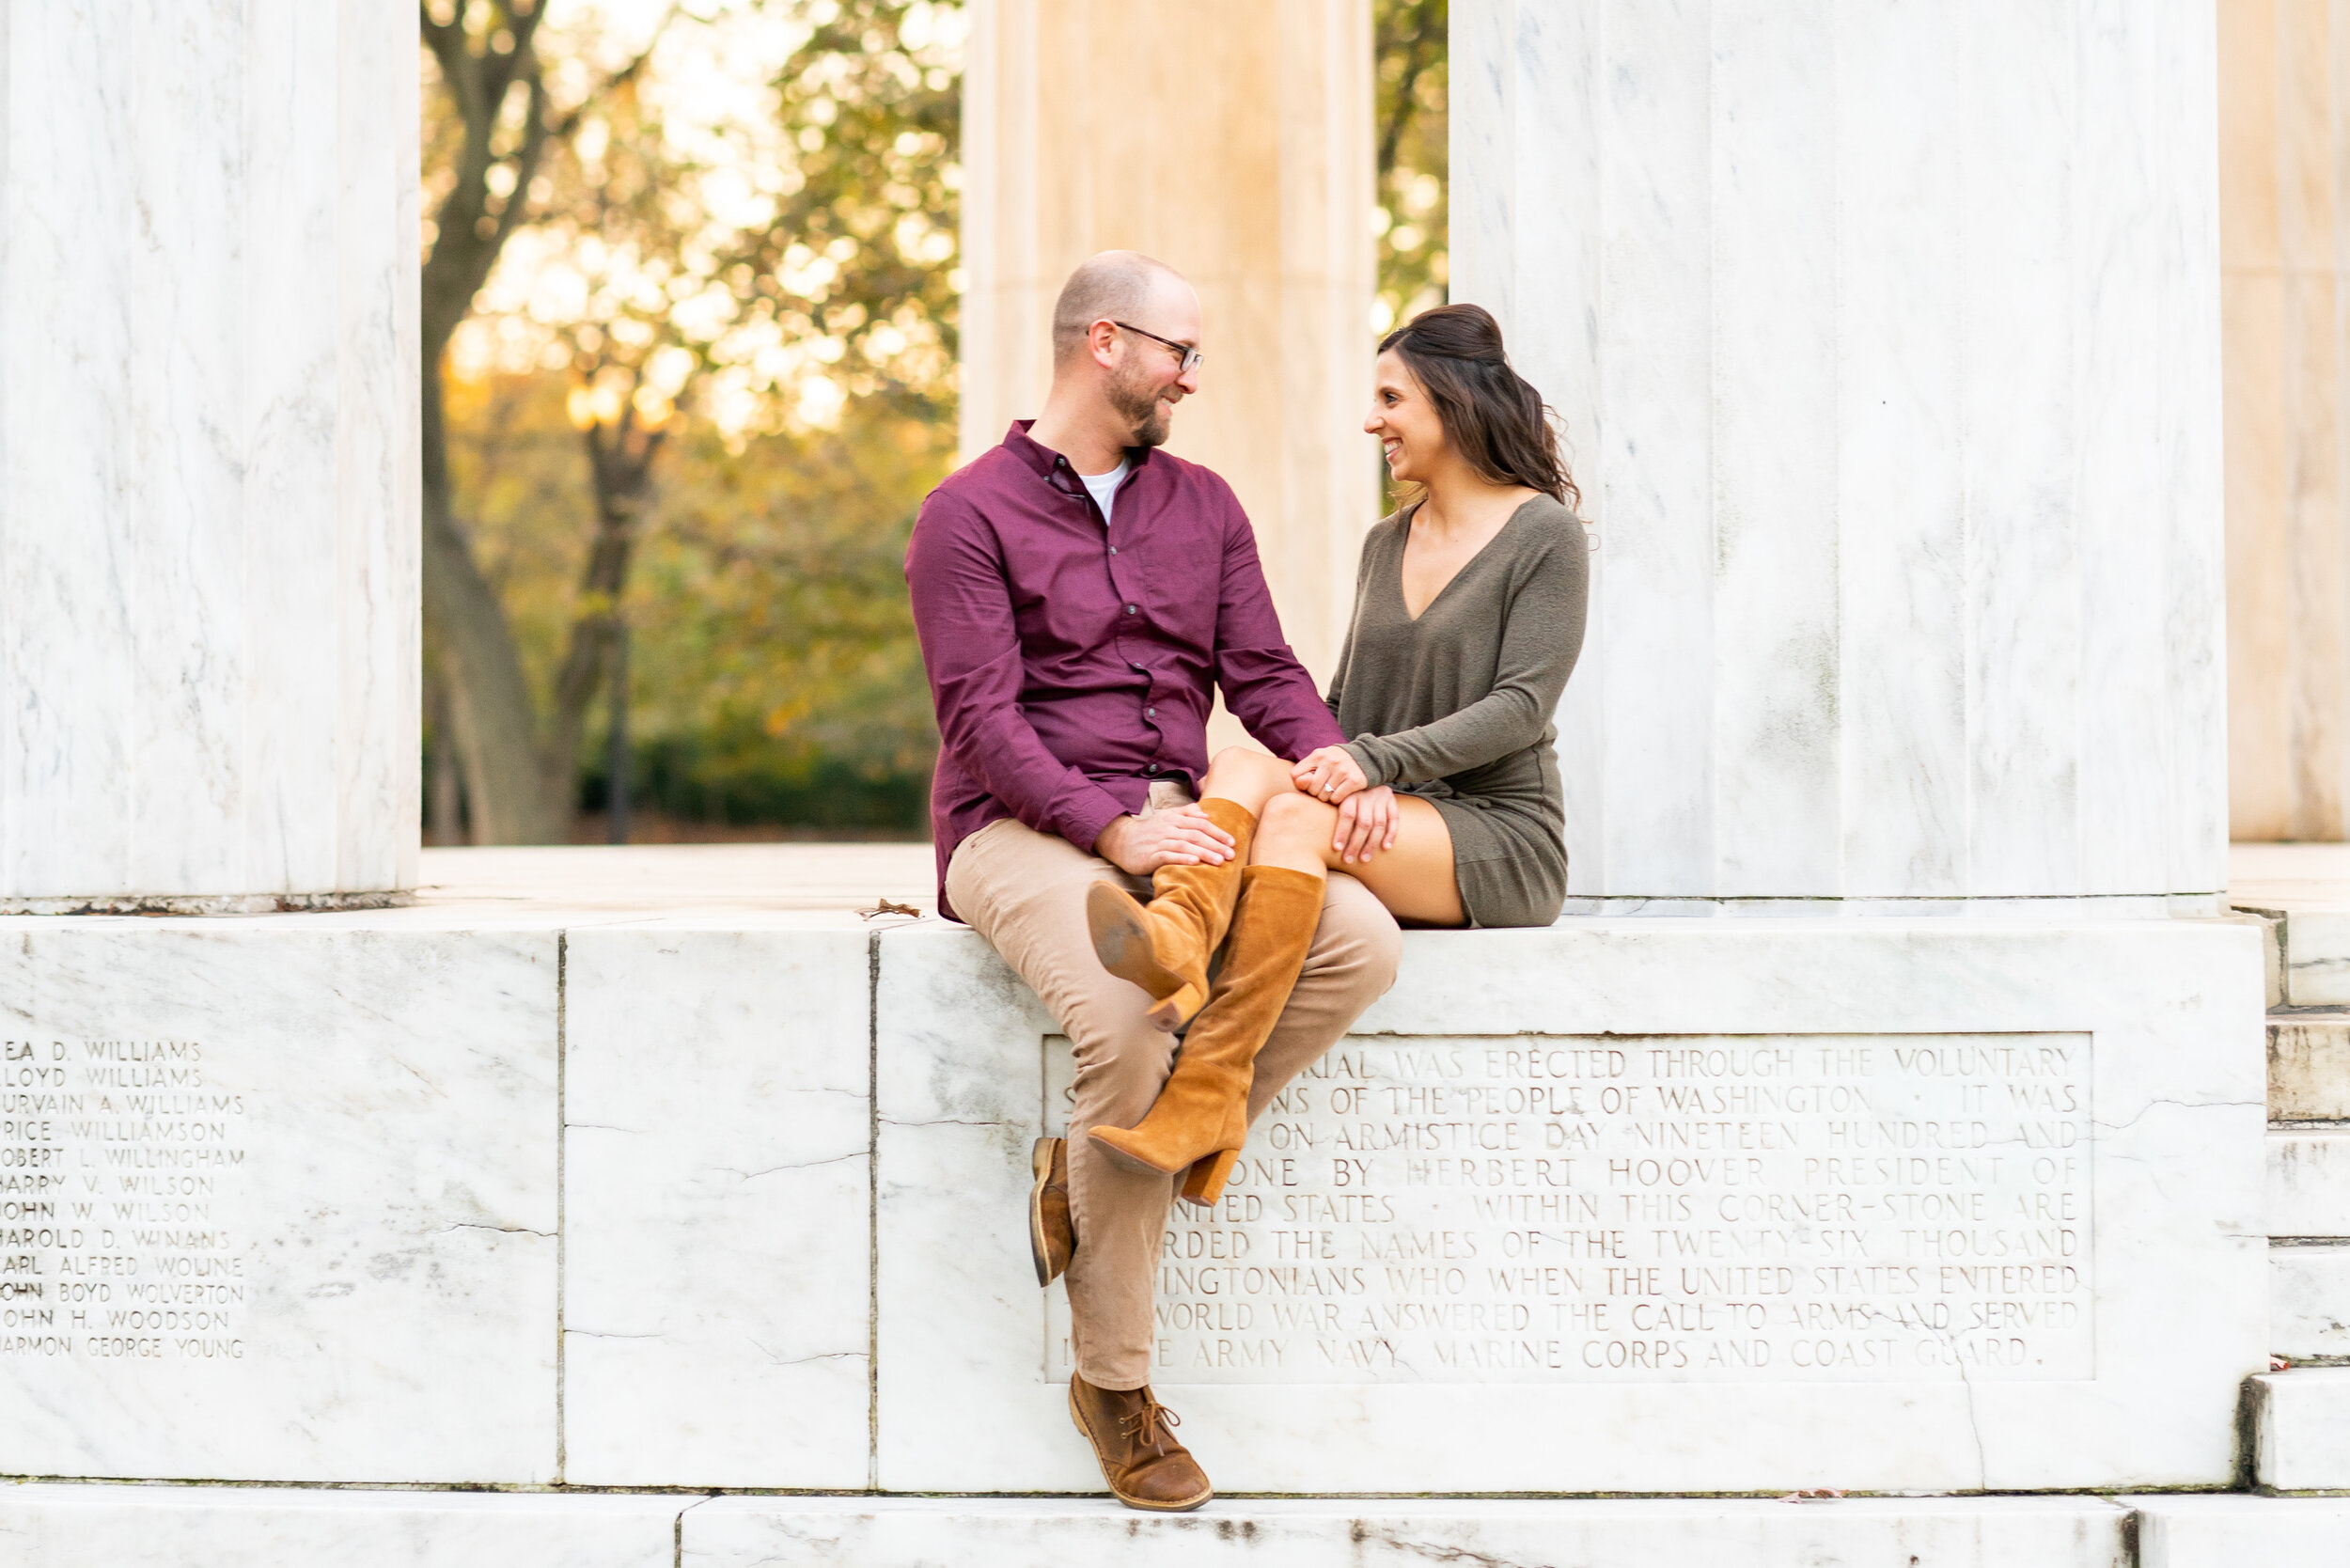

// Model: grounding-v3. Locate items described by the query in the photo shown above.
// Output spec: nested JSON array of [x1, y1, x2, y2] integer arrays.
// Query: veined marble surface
[[562, 929, 872, 1487], [1453, 0, 2225, 903], [0, 1485, 691, 1568], [0, 893, 2266, 1493], [877, 917, 2264, 1494], [0, 0, 418, 903], [683, 1496, 2132, 1568], [0, 926, 557, 1482], [2250, 1368, 2350, 1490]]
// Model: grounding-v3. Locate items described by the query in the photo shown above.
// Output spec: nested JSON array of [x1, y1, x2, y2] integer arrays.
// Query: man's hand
[[1332, 786, 1399, 864], [1094, 806, 1238, 875], [1292, 745, 1370, 804]]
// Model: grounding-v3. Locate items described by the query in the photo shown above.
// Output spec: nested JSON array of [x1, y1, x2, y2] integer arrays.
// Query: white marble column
[[2219, 0, 2350, 841], [960, 0, 1375, 683], [0, 1, 419, 911], [1455, 0, 2227, 913]]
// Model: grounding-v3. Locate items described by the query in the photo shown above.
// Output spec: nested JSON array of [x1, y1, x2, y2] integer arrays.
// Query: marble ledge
[[0, 1485, 696, 1568]]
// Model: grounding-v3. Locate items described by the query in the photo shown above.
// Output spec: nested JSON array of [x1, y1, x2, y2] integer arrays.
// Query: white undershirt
[[1078, 459, 1129, 527]]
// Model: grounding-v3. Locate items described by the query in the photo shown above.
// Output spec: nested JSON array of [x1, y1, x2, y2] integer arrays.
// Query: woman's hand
[[1332, 786, 1399, 864], [1292, 745, 1370, 804]]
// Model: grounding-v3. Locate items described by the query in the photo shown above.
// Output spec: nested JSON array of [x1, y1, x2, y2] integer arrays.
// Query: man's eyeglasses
[[1112, 321, 1203, 375]]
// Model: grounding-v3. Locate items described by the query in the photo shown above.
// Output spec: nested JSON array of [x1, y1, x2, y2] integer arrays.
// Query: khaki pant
[[946, 784, 1401, 1389]]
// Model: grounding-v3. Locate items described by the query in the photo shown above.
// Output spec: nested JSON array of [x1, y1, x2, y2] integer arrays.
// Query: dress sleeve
[[1342, 511, 1590, 788], [905, 490, 1130, 854]]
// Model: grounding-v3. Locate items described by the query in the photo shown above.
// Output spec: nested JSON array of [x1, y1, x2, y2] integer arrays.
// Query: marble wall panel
[[0, 1, 417, 903], [682, 1496, 2131, 1568], [0, 924, 557, 1482], [873, 919, 2264, 1494], [1453, 0, 2225, 903], [0, 1485, 690, 1568], [561, 928, 871, 1488]]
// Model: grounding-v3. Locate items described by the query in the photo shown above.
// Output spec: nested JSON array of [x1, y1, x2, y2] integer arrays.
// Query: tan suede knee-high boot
[[1087, 798, 1257, 1031], [1089, 864, 1324, 1206]]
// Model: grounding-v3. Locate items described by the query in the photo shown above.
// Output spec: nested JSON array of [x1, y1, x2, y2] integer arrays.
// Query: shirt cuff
[[1059, 786, 1134, 860], [1343, 738, 1395, 789]]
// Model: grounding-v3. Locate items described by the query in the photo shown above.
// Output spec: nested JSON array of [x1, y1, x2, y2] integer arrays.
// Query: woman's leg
[[1251, 790, 1466, 929], [1084, 748, 1294, 1030], [1195, 745, 1299, 816]]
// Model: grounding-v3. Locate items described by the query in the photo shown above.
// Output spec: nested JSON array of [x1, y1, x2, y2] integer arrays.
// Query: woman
[[1085, 302, 1590, 1204]]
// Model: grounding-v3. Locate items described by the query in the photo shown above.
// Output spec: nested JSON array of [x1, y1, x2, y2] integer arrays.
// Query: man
[[905, 252, 1400, 1510]]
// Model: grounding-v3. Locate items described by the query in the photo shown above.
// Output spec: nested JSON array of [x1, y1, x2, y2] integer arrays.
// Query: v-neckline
[[1398, 497, 1539, 623]]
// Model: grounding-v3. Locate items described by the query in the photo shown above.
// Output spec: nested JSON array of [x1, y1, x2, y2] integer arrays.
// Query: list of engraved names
[[1, 1040, 248, 1364], [1107, 1033, 2092, 1384]]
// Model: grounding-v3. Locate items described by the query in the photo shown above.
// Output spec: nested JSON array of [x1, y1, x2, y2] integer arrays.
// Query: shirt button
[[1146, 707, 1156, 718], [1146, 762, 1161, 776], [1108, 545, 1118, 555], [1125, 604, 1137, 615]]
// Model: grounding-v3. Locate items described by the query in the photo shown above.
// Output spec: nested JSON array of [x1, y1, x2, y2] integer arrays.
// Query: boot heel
[[1179, 1149, 1240, 1208], [1143, 982, 1206, 1033]]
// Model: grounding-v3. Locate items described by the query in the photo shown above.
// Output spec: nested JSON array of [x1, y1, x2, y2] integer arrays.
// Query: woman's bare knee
[[1205, 746, 1292, 804], [1254, 790, 1337, 860]]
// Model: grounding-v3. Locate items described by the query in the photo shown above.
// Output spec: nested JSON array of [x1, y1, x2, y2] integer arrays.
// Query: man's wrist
[[1091, 814, 1136, 860]]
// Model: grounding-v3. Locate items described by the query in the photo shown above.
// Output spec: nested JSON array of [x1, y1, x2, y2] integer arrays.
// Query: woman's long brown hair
[[1379, 303, 1579, 512]]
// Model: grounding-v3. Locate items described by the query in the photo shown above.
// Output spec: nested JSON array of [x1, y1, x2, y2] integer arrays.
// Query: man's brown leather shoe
[[1068, 1374, 1212, 1511], [1029, 1137, 1073, 1285]]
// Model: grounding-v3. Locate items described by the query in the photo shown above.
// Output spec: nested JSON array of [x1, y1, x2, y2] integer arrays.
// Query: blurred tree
[[420, 0, 676, 842], [422, 0, 959, 841], [1373, 0, 1447, 333]]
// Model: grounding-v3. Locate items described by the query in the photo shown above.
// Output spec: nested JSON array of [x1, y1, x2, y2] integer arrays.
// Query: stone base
[[2252, 1369, 2350, 1490], [0, 902, 2264, 1493], [2136, 1495, 2350, 1565], [0, 890, 413, 917], [8, 1486, 2350, 1566], [0, 1485, 689, 1567]]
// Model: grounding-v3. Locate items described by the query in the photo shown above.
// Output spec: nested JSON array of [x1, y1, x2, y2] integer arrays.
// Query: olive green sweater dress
[[1329, 496, 1589, 927]]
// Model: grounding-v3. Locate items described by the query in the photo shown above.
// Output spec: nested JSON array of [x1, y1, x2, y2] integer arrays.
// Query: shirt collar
[[1005, 419, 1154, 493]]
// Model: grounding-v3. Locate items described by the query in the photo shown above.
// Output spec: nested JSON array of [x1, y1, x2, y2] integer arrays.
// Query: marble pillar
[[2220, 0, 2350, 840], [959, 0, 1375, 683], [1456, 0, 2227, 912], [0, 1, 419, 911]]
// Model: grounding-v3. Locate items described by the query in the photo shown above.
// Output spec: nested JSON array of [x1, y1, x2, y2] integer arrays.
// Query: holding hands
[[1292, 746, 1398, 865]]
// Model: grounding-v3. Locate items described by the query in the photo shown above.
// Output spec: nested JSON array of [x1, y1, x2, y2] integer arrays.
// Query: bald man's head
[[1051, 251, 1185, 365]]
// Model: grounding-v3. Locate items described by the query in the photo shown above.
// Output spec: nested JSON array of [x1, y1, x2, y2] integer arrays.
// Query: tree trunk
[[421, 355, 567, 844], [539, 411, 665, 833]]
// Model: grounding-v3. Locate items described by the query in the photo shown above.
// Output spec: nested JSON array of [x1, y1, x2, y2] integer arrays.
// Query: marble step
[[0, 1485, 693, 1566], [2269, 1010, 2350, 1121], [2270, 1128, 2350, 1236], [2136, 1495, 2350, 1565], [2273, 1242, 2350, 1361], [16, 1485, 2350, 1565], [0, 1489, 2138, 1567], [2250, 1368, 2350, 1491], [2248, 904, 2350, 1007]]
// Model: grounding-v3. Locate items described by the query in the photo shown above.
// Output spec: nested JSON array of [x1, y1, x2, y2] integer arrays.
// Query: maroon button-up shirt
[[907, 421, 1344, 920]]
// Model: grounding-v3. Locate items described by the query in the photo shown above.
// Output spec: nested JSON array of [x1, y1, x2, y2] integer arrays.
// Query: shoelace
[[1120, 1395, 1181, 1457]]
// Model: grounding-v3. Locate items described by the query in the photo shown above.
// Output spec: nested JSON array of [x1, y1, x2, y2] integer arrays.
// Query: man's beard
[[1108, 367, 1173, 448]]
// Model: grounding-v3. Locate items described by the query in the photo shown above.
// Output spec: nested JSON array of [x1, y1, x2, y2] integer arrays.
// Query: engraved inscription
[[1046, 1033, 2091, 1383], [1, 1039, 248, 1363]]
